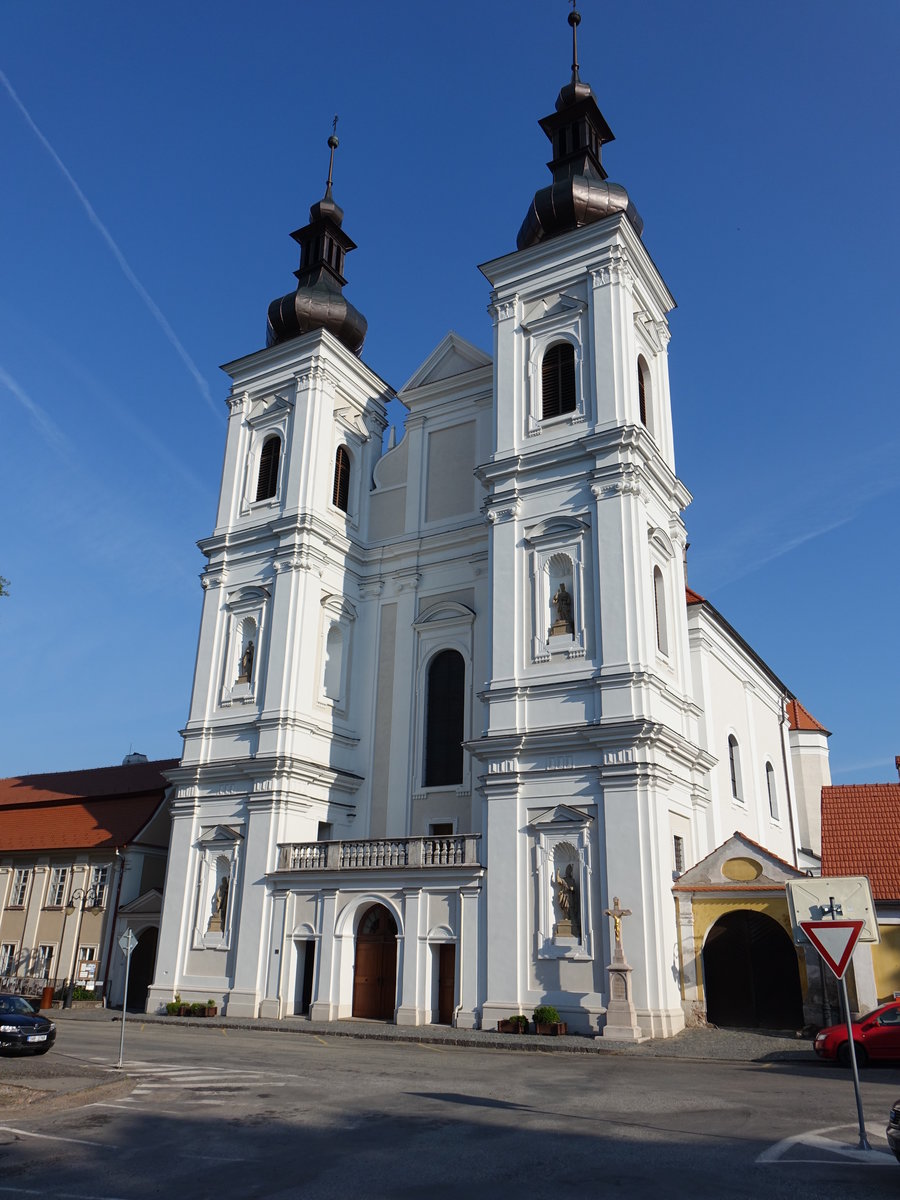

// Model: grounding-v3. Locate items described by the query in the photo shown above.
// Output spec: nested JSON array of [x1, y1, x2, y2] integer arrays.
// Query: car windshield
[[0, 996, 37, 1016], [857, 1005, 892, 1024]]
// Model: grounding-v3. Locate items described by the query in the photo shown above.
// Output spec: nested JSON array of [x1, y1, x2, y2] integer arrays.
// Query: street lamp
[[63, 886, 103, 1008]]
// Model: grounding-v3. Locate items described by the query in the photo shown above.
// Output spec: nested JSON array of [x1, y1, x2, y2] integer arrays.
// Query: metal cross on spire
[[326, 114, 339, 190], [568, 1, 582, 82]]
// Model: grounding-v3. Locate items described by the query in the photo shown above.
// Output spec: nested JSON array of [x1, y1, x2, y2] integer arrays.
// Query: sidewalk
[[50, 1004, 819, 1063]]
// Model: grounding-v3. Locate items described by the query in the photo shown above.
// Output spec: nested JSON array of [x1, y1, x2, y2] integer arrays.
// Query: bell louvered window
[[541, 342, 576, 420], [332, 446, 350, 512], [255, 435, 281, 501]]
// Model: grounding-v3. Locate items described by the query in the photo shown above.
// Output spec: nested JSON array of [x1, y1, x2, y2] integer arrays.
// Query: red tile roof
[[0, 759, 177, 852], [685, 586, 706, 605], [786, 697, 830, 735], [821, 784, 900, 901]]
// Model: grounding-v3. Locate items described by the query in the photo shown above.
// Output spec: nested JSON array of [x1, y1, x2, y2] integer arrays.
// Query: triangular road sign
[[800, 919, 864, 979]]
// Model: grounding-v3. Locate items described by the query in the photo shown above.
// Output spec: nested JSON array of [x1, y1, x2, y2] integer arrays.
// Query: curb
[[0, 1073, 134, 1119]]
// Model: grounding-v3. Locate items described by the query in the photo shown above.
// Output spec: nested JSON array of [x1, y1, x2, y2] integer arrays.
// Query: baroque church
[[148, 10, 832, 1037]]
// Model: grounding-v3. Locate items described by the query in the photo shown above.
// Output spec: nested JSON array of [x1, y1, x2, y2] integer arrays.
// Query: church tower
[[474, 7, 703, 1036], [148, 134, 393, 1019]]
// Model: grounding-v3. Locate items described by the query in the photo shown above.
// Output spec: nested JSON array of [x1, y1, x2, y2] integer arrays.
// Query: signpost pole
[[839, 972, 871, 1150], [116, 928, 138, 1071]]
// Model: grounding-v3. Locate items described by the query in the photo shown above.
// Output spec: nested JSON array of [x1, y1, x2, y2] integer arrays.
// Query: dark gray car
[[0, 994, 56, 1054]]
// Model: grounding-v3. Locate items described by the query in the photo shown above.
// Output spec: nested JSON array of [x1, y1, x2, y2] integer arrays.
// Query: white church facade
[[148, 11, 830, 1037]]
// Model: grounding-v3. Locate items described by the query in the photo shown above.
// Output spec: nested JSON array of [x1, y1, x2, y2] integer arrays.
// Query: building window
[[11, 869, 29, 907], [36, 945, 55, 978], [429, 822, 454, 836], [541, 342, 576, 420], [653, 566, 668, 655], [0, 944, 16, 975], [255, 435, 281, 501], [317, 822, 333, 842], [728, 735, 743, 802], [766, 762, 779, 819], [323, 624, 344, 701], [90, 866, 109, 908], [673, 835, 685, 877], [332, 446, 351, 512], [638, 356, 650, 427], [47, 867, 68, 908], [424, 649, 466, 787]]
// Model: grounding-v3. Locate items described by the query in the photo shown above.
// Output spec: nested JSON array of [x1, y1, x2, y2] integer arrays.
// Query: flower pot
[[535, 1022, 567, 1036], [205, 1006, 218, 1017], [178, 1005, 192, 1017], [497, 1019, 529, 1034]]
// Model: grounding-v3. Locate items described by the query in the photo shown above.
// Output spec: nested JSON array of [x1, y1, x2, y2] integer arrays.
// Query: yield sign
[[800, 920, 864, 979]]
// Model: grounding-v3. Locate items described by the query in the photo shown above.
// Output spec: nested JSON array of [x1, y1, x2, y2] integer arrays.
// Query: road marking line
[[0, 1127, 108, 1148], [313, 1035, 328, 1046], [416, 1042, 447, 1053], [758, 1122, 894, 1165]]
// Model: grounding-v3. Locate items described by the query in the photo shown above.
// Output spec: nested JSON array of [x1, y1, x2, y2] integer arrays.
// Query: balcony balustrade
[[276, 834, 480, 873]]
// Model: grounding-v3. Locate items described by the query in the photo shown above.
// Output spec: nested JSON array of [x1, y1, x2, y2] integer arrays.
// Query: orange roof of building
[[685, 586, 705, 605], [821, 783, 900, 901], [0, 759, 177, 852], [786, 697, 830, 735]]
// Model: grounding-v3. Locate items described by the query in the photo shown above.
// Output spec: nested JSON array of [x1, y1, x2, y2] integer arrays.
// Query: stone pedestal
[[602, 950, 646, 1042]]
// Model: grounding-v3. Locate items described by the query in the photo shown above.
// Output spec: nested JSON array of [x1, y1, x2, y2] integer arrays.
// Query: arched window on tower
[[653, 565, 668, 655], [424, 649, 465, 787], [255, 435, 281, 501], [541, 342, 576, 420], [332, 446, 351, 512], [766, 762, 779, 820], [728, 735, 743, 802], [637, 356, 650, 428]]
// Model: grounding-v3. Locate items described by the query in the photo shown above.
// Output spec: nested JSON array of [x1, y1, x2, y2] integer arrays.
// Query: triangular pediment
[[400, 332, 492, 393], [521, 293, 586, 333], [118, 888, 163, 915], [198, 824, 244, 846], [530, 804, 593, 829], [674, 832, 804, 891]]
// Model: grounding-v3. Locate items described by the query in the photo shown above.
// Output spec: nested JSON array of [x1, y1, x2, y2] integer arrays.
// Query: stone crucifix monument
[[601, 896, 646, 1042]]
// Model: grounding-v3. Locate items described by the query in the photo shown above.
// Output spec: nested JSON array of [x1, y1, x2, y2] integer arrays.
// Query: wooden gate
[[352, 904, 398, 1020]]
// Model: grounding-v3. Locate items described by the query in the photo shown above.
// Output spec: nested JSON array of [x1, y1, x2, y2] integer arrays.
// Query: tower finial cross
[[326, 114, 339, 190], [567, 1, 582, 82]]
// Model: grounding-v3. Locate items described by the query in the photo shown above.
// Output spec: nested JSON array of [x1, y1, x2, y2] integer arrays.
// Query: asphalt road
[[1, 1019, 899, 1199]]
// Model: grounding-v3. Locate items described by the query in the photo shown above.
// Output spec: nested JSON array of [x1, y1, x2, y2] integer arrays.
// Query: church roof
[[821, 781, 900, 901], [0, 759, 177, 851], [785, 697, 830, 734]]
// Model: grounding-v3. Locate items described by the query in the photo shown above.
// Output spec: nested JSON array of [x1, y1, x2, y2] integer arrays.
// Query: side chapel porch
[[265, 835, 484, 1027]]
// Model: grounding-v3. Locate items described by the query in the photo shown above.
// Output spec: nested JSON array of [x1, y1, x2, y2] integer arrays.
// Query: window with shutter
[[541, 342, 576, 420], [333, 446, 351, 512], [255, 435, 281, 501]]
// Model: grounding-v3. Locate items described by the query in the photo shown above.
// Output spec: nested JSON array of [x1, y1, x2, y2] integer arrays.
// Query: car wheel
[[837, 1041, 868, 1068]]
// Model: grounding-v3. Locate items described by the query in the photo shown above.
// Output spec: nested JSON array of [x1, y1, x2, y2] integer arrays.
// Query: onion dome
[[266, 122, 367, 355], [517, 6, 642, 251]]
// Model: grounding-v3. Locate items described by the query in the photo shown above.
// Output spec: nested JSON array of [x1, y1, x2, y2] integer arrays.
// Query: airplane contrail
[[1, 68, 222, 422]]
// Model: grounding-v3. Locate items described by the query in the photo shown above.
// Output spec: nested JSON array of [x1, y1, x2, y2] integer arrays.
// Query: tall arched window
[[332, 446, 351, 512], [637, 356, 650, 427], [255, 435, 281, 501], [766, 762, 779, 819], [323, 625, 344, 701], [541, 342, 576, 420], [728, 735, 743, 802], [653, 565, 668, 655], [424, 649, 465, 787]]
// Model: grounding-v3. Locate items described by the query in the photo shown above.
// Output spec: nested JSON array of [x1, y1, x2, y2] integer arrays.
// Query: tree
[[0, 577, 9, 597]]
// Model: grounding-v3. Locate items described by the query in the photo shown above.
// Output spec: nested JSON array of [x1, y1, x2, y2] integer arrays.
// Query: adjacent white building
[[149, 16, 828, 1036]]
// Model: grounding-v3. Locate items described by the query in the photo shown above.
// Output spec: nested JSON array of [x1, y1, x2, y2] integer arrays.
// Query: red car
[[814, 999, 900, 1067]]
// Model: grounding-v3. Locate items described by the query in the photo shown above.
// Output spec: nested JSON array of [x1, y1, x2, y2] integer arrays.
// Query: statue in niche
[[237, 640, 255, 683], [554, 863, 580, 938], [207, 874, 229, 932], [550, 582, 574, 636]]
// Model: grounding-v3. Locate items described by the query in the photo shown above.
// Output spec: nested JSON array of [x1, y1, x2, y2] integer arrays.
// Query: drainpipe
[[780, 690, 799, 868], [101, 849, 125, 1006]]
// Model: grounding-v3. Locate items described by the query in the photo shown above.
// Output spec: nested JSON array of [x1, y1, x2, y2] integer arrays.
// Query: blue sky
[[2, 1, 898, 781]]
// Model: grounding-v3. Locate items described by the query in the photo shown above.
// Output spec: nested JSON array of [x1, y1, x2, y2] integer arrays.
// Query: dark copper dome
[[266, 132, 367, 355], [516, 8, 642, 250]]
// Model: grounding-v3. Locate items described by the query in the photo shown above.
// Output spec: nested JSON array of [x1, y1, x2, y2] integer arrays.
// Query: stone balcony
[[276, 834, 481, 872]]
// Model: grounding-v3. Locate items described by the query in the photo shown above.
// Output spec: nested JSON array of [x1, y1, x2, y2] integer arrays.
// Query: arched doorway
[[703, 910, 803, 1030], [352, 904, 397, 1020], [126, 927, 158, 1011]]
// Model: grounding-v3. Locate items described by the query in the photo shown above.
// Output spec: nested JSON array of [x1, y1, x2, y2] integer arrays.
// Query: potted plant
[[533, 1005, 567, 1036], [166, 993, 184, 1016], [189, 1001, 206, 1017], [497, 1014, 529, 1034], [205, 999, 218, 1017]]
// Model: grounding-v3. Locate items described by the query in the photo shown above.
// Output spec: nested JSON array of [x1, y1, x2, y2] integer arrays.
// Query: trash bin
[[40, 986, 55, 1010]]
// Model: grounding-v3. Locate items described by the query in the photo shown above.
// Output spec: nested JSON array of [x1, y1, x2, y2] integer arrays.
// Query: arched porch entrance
[[352, 904, 397, 1020], [703, 910, 803, 1030], [127, 927, 158, 1011]]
